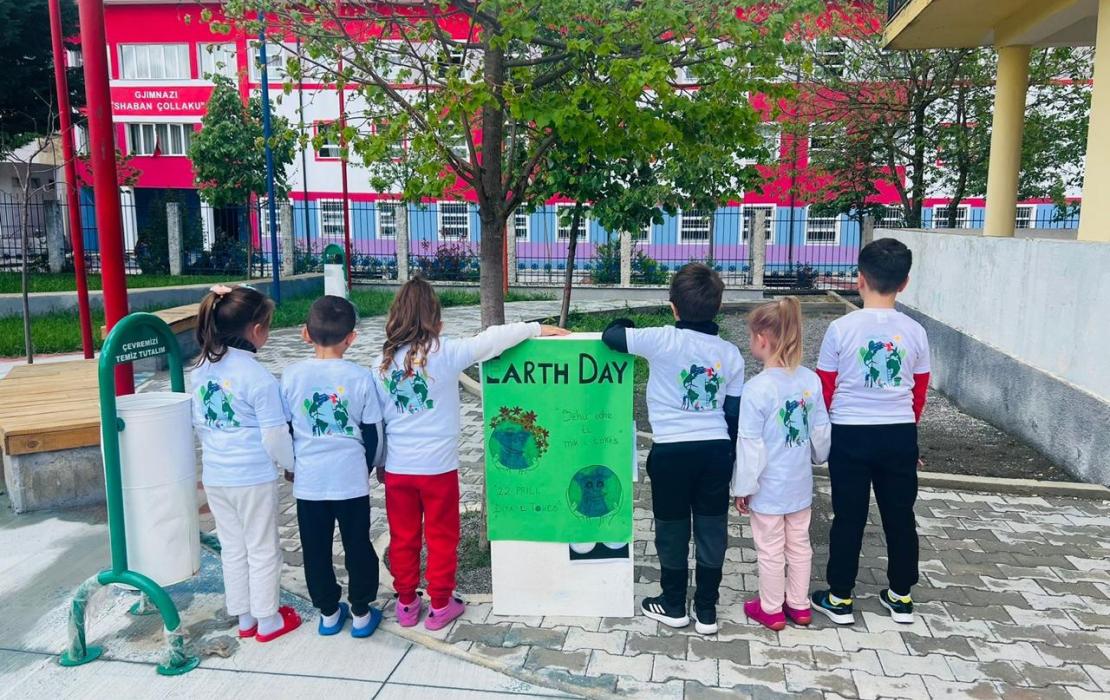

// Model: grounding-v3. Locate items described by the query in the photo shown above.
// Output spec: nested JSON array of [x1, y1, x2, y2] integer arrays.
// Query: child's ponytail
[[749, 296, 803, 369], [194, 285, 275, 365]]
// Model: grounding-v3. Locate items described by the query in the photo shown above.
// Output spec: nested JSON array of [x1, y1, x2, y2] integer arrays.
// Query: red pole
[[48, 0, 93, 359], [336, 0, 352, 286], [78, 0, 133, 394]]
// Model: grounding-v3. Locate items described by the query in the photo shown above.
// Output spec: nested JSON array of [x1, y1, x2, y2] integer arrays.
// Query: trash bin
[[114, 392, 200, 587], [323, 243, 348, 298]]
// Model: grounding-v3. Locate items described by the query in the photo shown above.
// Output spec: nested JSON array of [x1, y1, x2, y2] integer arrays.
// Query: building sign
[[110, 86, 212, 117], [482, 337, 634, 543]]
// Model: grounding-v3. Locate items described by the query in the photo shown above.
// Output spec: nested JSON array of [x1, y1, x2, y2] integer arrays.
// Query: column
[[45, 200, 65, 273], [983, 45, 1031, 237], [1079, 0, 1110, 241], [861, 214, 875, 247], [507, 221, 519, 284], [280, 202, 295, 277], [395, 203, 410, 282], [751, 209, 767, 288], [619, 230, 632, 287], [166, 202, 182, 276]]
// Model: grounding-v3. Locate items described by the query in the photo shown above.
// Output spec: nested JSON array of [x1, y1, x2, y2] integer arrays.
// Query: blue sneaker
[[318, 602, 350, 636], [811, 590, 855, 625], [879, 589, 914, 624], [351, 606, 382, 638]]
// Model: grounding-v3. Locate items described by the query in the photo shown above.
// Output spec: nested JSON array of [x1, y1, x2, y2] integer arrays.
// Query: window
[[814, 38, 847, 79], [319, 200, 347, 237], [556, 205, 589, 241], [259, 199, 283, 237], [446, 134, 470, 163], [435, 45, 467, 79], [377, 201, 398, 239], [932, 204, 969, 229], [632, 222, 651, 243], [741, 124, 780, 166], [126, 123, 193, 156], [119, 44, 190, 80], [66, 48, 83, 68], [315, 122, 341, 159], [438, 201, 470, 239], [808, 132, 835, 164], [513, 210, 530, 241], [1015, 204, 1036, 229], [372, 119, 405, 160], [880, 205, 905, 228], [679, 210, 712, 243], [742, 205, 775, 243], [249, 43, 288, 80], [805, 208, 839, 244], [199, 43, 237, 80]]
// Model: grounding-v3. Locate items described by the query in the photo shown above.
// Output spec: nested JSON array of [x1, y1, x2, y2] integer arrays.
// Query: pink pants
[[750, 507, 812, 614]]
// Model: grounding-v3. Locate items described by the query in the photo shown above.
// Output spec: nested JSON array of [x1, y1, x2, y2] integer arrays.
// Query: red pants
[[384, 470, 460, 608]]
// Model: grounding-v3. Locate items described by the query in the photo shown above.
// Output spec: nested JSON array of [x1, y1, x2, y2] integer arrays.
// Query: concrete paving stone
[[612, 678, 685, 699], [784, 665, 858, 696], [1010, 553, 1077, 569], [490, 614, 544, 626], [585, 650, 654, 682], [924, 617, 997, 641], [1040, 580, 1108, 599], [1058, 569, 1110, 585], [851, 670, 929, 700], [385, 644, 556, 695], [988, 684, 1078, 700], [1024, 592, 1094, 612], [959, 588, 1030, 608], [901, 633, 977, 661], [505, 624, 569, 650], [624, 632, 689, 659], [540, 616, 602, 633], [980, 576, 1044, 595], [945, 657, 1025, 685], [468, 642, 529, 668], [523, 647, 591, 676], [928, 573, 988, 590], [563, 628, 627, 655], [687, 638, 749, 665], [1034, 641, 1110, 668], [715, 621, 780, 644], [922, 677, 1004, 700], [1054, 629, 1110, 647], [812, 648, 883, 675], [775, 625, 843, 651], [749, 641, 816, 669], [448, 621, 510, 647], [878, 649, 956, 680], [985, 622, 1060, 645], [600, 616, 660, 635], [650, 655, 717, 685], [1068, 556, 1110, 572], [1066, 688, 1110, 700], [1013, 661, 1097, 691], [862, 611, 931, 637], [717, 660, 789, 691], [837, 629, 908, 654], [533, 668, 619, 695], [944, 602, 1013, 624], [957, 550, 1017, 567], [1085, 665, 1110, 693], [1003, 606, 1081, 630], [970, 639, 1045, 666], [1070, 612, 1110, 630], [921, 586, 975, 606]]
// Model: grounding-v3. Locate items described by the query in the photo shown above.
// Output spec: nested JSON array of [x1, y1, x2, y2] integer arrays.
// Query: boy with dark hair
[[281, 295, 385, 637], [811, 238, 930, 625], [602, 263, 743, 634]]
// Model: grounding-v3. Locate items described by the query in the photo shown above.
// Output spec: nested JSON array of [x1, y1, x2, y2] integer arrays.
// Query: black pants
[[826, 423, 919, 599], [297, 495, 379, 617], [646, 439, 732, 610]]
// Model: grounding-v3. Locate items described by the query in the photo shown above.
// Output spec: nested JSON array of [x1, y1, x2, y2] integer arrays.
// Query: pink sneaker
[[425, 597, 465, 631], [744, 598, 786, 631], [784, 603, 812, 626], [395, 597, 423, 627]]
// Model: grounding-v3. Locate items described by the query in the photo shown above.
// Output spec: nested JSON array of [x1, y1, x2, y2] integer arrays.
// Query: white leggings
[[205, 480, 282, 618]]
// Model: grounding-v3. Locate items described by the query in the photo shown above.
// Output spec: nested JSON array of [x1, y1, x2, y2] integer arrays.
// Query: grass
[[0, 272, 239, 294], [0, 287, 555, 358]]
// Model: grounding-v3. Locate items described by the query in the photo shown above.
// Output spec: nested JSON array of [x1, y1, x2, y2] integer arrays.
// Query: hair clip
[[210, 284, 234, 297]]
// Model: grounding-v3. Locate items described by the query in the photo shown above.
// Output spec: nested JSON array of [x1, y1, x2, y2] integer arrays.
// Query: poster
[[482, 336, 634, 543]]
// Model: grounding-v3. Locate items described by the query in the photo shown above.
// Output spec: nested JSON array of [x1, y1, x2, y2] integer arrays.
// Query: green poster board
[[482, 337, 634, 542]]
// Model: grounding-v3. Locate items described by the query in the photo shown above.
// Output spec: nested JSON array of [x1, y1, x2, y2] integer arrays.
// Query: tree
[[217, 0, 815, 326], [189, 74, 297, 219]]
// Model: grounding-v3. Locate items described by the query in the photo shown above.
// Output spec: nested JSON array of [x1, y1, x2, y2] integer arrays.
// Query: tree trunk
[[558, 202, 583, 329], [707, 213, 716, 267], [477, 38, 507, 330], [909, 105, 928, 228], [478, 213, 506, 328], [20, 192, 33, 364]]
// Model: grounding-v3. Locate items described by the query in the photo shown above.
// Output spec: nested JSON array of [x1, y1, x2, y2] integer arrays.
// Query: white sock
[[238, 613, 257, 631], [889, 590, 911, 601], [828, 592, 851, 605], [257, 612, 284, 636], [352, 611, 372, 629], [322, 609, 341, 627]]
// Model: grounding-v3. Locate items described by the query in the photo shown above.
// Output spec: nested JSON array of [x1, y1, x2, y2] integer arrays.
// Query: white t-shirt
[[190, 348, 289, 488], [372, 322, 540, 476], [731, 367, 831, 515], [625, 326, 744, 443], [281, 358, 382, 501], [817, 308, 930, 425]]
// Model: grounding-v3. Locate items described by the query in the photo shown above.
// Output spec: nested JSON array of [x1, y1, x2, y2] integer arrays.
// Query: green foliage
[[189, 74, 297, 208], [592, 236, 668, 285], [133, 194, 205, 274]]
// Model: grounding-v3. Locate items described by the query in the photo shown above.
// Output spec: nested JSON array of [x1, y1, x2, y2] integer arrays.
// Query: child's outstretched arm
[[731, 390, 769, 515], [459, 322, 568, 367], [260, 377, 294, 470], [262, 426, 294, 471], [601, 318, 634, 353]]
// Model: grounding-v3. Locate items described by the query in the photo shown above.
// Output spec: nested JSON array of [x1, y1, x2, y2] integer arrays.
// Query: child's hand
[[918, 458, 925, 470], [734, 496, 750, 515], [284, 470, 295, 483], [539, 324, 571, 337], [375, 465, 386, 484]]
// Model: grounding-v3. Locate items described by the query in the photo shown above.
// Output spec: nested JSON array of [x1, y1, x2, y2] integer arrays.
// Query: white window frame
[[318, 199, 347, 238], [437, 201, 471, 240], [813, 38, 848, 79], [1015, 204, 1036, 229], [805, 207, 840, 245], [741, 204, 776, 244], [740, 124, 781, 167], [249, 42, 289, 81], [446, 134, 471, 164], [880, 205, 905, 228], [678, 209, 712, 244], [119, 43, 191, 80], [932, 204, 970, 229], [556, 204, 590, 241], [315, 122, 341, 159], [259, 198, 284, 238], [198, 43, 237, 80], [125, 122, 193, 156], [513, 210, 530, 242], [808, 132, 835, 164], [376, 201, 399, 239], [632, 222, 651, 244]]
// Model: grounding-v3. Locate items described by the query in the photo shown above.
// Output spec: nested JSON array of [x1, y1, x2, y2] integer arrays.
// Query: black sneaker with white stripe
[[641, 596, 690, 628]]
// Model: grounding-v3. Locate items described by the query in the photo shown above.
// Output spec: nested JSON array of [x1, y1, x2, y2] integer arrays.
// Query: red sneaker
[[744, 598, 786, 631], [784, 604, 813, 626], [256, 606, 302, 643]]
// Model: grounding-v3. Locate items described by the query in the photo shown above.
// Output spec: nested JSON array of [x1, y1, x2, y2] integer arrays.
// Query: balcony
[[887, 0, 911, 20]]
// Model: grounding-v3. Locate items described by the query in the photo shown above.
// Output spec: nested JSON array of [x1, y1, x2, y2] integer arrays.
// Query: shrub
[[412, 241, 479, 281]]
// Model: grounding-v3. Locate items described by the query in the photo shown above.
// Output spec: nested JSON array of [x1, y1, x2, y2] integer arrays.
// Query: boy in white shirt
[[811, 238, 931, 625], [602, 263, 744, 634], [281, 296, 384, 638]]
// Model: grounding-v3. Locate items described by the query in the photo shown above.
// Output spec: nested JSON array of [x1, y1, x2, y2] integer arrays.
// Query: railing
[[887, 0, 912, 20]]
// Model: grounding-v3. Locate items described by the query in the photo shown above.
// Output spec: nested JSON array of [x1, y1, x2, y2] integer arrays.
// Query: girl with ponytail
[[191, 284, 301, 643], [731, 296, 831, 631]]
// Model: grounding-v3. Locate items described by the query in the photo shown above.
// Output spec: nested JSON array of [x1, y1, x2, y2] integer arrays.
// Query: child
[[732, 297, 830, 631], [811, 238, 930, 625], [602, 262, 744, 635], [281, 296, 384, 638], [372, 276, 568, 630], [191, 284, 301, 642]]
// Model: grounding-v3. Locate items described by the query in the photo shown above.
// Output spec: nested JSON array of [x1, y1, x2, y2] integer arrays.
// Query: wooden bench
[[101, 303, 201, 366]]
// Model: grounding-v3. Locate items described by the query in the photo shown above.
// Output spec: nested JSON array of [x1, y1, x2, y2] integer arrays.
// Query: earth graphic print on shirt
[[301, 386, 355, 436], [859, 336, 907, 389], [678, 363, 723, 411], [778, 391, 813, 448], [384, 369, 435, 414], [197, 379, 240, 429]]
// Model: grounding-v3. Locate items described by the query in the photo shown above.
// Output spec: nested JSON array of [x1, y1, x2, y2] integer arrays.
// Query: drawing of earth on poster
[[482, 337, 634, 543]]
